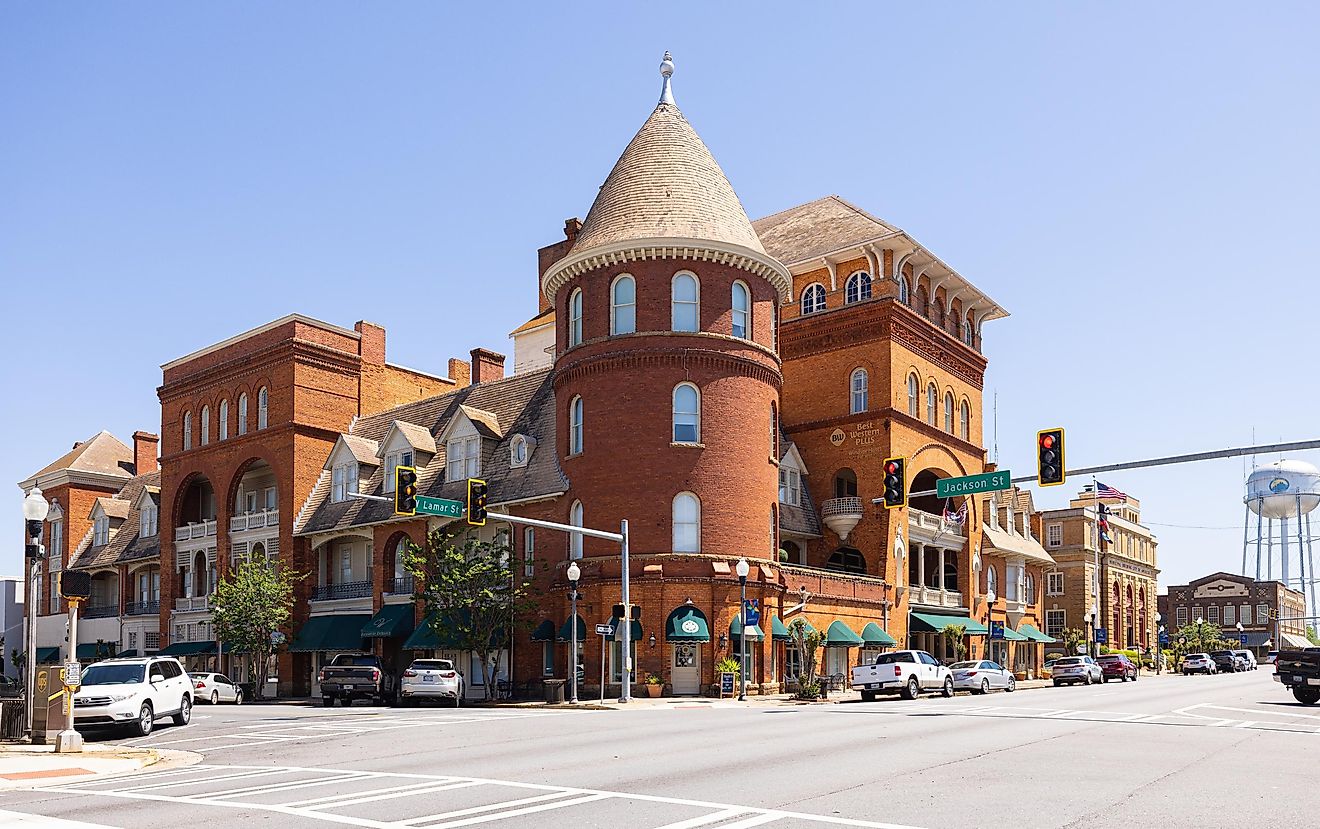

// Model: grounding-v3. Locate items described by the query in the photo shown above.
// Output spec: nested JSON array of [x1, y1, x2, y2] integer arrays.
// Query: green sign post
[[936, 470, 1012, 499], [415, 495, 465, 519]]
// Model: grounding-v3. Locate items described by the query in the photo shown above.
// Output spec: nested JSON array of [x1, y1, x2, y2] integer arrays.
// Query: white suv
[[73, 656, 193, 737]]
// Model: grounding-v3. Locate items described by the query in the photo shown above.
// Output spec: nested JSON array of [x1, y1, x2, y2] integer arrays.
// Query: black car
[[0, 675, 23, 698], [1210, 650, 1241, 673]]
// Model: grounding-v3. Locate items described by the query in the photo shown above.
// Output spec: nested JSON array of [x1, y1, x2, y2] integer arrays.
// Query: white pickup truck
[[850, 649, 954, 701]]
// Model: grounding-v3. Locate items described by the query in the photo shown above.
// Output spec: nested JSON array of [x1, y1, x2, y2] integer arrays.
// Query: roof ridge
[[751, 194, 843, 225]]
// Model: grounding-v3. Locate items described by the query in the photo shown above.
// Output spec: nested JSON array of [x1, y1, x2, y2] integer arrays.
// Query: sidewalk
[[0, 743, 199, 791]]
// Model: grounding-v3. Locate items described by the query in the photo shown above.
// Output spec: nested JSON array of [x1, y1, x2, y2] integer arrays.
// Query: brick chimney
[[132, 431, 160, 474], [536, 218, 581, 313], [448, 358, 472, 388], [469, 348, 506, 385], [355, 320, 386, 365]]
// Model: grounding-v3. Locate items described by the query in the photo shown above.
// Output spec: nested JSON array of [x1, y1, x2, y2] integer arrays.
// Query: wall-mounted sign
[[830, 429, 846, 447]]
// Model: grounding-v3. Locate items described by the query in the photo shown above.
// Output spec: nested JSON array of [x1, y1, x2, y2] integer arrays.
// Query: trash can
[[543, 679, 566, 704]]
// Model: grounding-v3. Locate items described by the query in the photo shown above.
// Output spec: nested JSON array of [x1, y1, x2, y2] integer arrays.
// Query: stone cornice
[[553, 346, 783, 390]]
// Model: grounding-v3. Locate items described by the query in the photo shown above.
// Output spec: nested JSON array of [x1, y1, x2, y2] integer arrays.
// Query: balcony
[[174, 520, 217, 544], [821, 497, 864, 542], [175, 596, 209, 613], [230, 508, 279, 533], [83, 604, 119, 620], [311, 581, 372, 602], [914, 586, 964, 608], [125, 601, 160, 617], [386, 575, 414, 596]]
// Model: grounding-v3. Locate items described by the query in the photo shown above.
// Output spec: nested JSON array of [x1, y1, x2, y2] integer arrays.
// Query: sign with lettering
[[936, 470, 1012, 499], [719, 672, 735, 696], [830, 429, 846, 447]]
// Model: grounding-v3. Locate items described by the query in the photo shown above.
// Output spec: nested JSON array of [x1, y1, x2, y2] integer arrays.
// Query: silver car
[[1052, 656, 1103, 686], [399, 658, 464, 707], [189, 672, 243, 704], [950, 660, 1016, 694]]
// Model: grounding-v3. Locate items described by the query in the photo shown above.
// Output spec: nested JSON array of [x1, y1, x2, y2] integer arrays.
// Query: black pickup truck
[[1273, 648, 1320, 704], [317, 654, 396, 707]]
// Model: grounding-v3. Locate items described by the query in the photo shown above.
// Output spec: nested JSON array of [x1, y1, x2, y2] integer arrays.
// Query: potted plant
[[643, 673, 664, 698]]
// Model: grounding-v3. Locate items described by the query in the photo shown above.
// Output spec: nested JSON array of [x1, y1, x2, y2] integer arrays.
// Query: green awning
[[610, 615, 643, 640], [1002, 626, 1029, 642], [861, 622, 897, 647], [35, 647, 59, 664], [403, 611, 507, 650], [76, 643, 118, 660], [665, 606, 711, 642], [824, 620, 865, 647], [289, 614, 371, 653], [557, 614, 587, 642], [529, 619, 556, 642], [729, 617, 764, 641], [362, 604, 415, 639], [158, 641, 217, 656], [770, 616, 790, 641], [909, 612, 989, 635], [1017, 623, 1057, 644]]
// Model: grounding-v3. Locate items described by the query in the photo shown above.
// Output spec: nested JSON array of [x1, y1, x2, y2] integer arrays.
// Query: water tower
[[1243, 459, 1320, 615]]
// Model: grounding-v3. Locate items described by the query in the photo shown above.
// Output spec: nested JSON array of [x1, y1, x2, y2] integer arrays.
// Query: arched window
[[672, 383, 700, 444], [1025, 572, 1036, 603], [671, 272, 699, 332], [907, 374, 919, 418], [393, 537, 409, 583], [827, 547, 866, 574], [672, 492, 700, 553], [257, 387, 268, 430], [800, 283, 826, 315], [943, 392, 954, 433], [218, 399, 229, 441], [926, 383, 937, 425], [962, 320, 974, 347], [834, 468, 858, 499], [897, 276, 910, 306], [850, 368, 868, 414], [731, 281, 750, 339], [569, 288, 584, 346], [959, 400, 970, 441], [569, 501, 584, 559], [943, 560, 959, 592], [237, 393, 248, 436], [986, 564, 998, 599], [200, 405, 210, 446], [611, 275, 635, 335], [845, 272, 872, 304], [770, 402, 778, 458], [569, 396, 584, 455], [183, 411, 193, 451]]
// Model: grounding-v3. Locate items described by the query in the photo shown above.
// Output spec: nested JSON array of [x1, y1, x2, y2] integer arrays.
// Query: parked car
[[0, 675, 22, 698], [850, 650, 954, 700], [1273, 649, 1320, 704], [1210, 650, 1242, 673], [950, 660, 1016, 694], [72, 656, 193, 737], [399, 658, 465, 707], [1052, 656, 1103, 686], [318, 654, 396, 707], [1233, 650, 1258, 671], [1096, 654, 1138, 682], [190, 672, 243, 705], [1182, 653, 1217, 675], [1265, 650, 1280, 665]]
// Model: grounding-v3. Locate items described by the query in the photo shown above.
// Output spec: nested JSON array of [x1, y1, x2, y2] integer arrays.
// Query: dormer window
[[384, 451, 414, 493], [778, 467, 801, 506], [140, 501, 159, 538], [447, 437, 480, 481], [332, 463, 359, 503], [510, 435, 536, 469], [93, 515, 110, 547]]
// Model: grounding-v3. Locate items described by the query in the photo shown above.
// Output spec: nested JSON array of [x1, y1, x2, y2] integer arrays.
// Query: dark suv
[[1096, 654, 1138, 682], [1210, 650, 1241, 673]]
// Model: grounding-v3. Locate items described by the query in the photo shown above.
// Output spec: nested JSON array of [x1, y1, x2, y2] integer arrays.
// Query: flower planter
[[643, 684, 663, 698]]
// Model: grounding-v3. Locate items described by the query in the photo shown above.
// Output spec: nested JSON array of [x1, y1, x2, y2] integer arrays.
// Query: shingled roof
[[72, 471, 161, 570], [752, 196, 899, 266], [21, 431, 135, 485], [297, 369, 566, 537], [778, 435, 823, 538]]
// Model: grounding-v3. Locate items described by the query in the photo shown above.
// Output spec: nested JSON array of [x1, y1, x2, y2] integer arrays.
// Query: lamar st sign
[[936, 470, 1012, 499]]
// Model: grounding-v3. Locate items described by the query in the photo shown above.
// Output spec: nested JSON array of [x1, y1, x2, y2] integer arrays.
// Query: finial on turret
[[659, 51, 675, 105]]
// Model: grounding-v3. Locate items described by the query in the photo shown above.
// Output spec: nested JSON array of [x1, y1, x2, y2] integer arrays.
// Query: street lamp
[[566, 561, 580, 705], [1087, 605, 1098, 656], [735, 558, 749, 702], [22, 487, 50, 735]]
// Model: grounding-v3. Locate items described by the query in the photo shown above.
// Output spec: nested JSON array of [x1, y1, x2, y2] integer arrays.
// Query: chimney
[[536, 218, 582, 314], [132, 431, 160, 474], [355, 321, 386, 365], [469, 348, 506, 385], [447, 358, 472, 389]]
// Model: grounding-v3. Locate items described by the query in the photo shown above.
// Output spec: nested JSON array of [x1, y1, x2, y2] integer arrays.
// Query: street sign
[[989, 621, 1005, 640], [1239, 633, 1249, 646], [63, 661, 81, 688], [416, 495, 464, 519], [936, 470, 1012, 499], [595, 623, 615, 637], [1095, 627, 1108, 644]]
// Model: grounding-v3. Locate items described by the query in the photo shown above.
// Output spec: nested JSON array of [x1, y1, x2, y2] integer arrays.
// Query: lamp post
[[22, 487, 50, 736], [566, 561, 580, 705], [735, 558, 749, 702], [1155, 612, 1164, 674], [1087, 605, 1098, 656]]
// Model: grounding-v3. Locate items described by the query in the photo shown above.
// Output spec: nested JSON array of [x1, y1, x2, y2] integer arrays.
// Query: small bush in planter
[[715, 657, 740, 675]]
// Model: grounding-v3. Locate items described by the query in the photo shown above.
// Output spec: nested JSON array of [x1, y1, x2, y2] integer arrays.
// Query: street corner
[[0, 743, 202, 790]]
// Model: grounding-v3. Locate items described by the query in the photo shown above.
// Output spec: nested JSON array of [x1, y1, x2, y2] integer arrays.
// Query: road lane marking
[[302, 781, 484, 810], [398, 790, 585, 826], [284, 779, 462, 807], [706, 814, 782, 829], [112, 767, 290, 792], [650, 808, 753, 829], [203, 771, 377, 800], [410, 792, 611, 828]]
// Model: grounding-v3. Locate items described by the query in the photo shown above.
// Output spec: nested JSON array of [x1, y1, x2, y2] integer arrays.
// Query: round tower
[[543, 53, 792, 561]]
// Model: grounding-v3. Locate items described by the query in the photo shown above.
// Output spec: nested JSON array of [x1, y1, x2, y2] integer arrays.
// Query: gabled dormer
[[377, 421, 436, 493], [135, 486, 160, 538], [508, 433, 537, 470], [325, 434, 380, 503], [89, 497, 129, 548], [437, 405, 503, 483], [777, 441, 809, 509]]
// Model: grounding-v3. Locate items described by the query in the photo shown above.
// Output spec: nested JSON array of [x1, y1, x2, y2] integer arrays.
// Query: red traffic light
[[885, 461, 899, 474], [1040, 434, 1054, 450]]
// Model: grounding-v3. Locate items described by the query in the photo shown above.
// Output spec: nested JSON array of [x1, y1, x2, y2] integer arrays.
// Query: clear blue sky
[[3, 4, 1319, 588]]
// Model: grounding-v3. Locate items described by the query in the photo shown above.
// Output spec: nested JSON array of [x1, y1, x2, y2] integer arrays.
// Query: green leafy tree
[[787, 617, 823, 699], [403, 526, 537, 699], [210, 559, 297, 699], [1173, 619, 1225, 656], [1308, 625, 1320, 646], [1060, 628, 1087, 656], [940, 624, 967, 662]]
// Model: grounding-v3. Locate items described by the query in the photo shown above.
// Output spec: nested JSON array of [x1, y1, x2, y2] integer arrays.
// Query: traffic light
[[1037, 428, 1065, 486], [60, 570, 92, 601], [612, 603, 641, 623], [882, 456, 906, 509], [394, 466, 417, 516], [467, 478, 488, 526]]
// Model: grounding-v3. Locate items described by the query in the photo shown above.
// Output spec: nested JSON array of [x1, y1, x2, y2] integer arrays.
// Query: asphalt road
[[2, 669, 1317, 828]]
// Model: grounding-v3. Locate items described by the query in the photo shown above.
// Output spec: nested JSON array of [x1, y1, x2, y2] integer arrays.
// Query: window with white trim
[[447, 437, 481, 480], [845, 271, 872, 304], [959, 400, 970, 441], [850, 368, 868, 414], [943, 392, 954, 433], [523, 528, 535, 579], [1045, 609, 1066, 637], [569, 501, 583, 559], [672, 383, 700, 444], [1046, 524, 1062, 548], [671, 272, 699, 332], [778, 467, 801, 506], [1240, 604, 1252, 625], [569, 396, 584, 455], [907, 374, 919, 418], [257, 386, 268, 429], [1176, 606, 1189, 628], [1224, 604, 1236, 626], [897, 276, 910, 305], [1257, 603, 1269, 623], [569, 288, 583, 346], [183, 411, 192, 451], [1046, 571, 1064, 595], [50, 519, 63, 561], [140, 501, 158, 538], [200, 405, 210, 446], [732, 280, 750, 339], [332, 463, 358, 503], [218, 399, 229, 441], [384, 450, 414, 493], [1207, 605, 1220, 625], [801, 283, 826, 315], [611, 275, 635, 335], [985, 565, 998, 598], [1025, 572, 1035, 603], [237, 393, 248, 435], [926, 383, 937, 426], [672, 492, 700, 553], [93, 514, 110, 547]]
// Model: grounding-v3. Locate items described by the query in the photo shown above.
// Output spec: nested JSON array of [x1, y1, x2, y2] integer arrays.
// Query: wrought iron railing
[[311, 580, 372, 601], [125, 601, 160, 616], [386, 575, 414, 596], [82, 604, 120, 620]]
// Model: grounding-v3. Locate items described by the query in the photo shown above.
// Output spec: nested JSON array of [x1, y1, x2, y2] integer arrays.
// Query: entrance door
[[671, 644, 700, 695]]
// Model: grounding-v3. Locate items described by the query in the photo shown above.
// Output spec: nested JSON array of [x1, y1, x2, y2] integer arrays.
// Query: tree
[[1173, 619, 1226, 656], [1060, 628, 1087, 656], [939, 624, 967, 662], [210, 559, 297, 699], [403, 526, 537, 699], [786, 617, 823, 699], [1308, 625, 1320, 646]]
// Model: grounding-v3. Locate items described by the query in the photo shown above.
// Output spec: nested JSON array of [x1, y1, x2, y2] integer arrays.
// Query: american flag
[[1095, 481, 1128, 501]]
